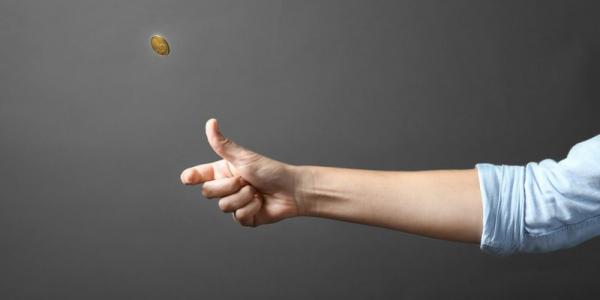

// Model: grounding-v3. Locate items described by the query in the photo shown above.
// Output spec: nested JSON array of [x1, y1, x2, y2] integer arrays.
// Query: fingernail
[[180, 169, 193, 184]]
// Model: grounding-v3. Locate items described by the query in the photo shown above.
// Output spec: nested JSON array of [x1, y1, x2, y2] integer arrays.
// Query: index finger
[[180, 163, 215, 185]]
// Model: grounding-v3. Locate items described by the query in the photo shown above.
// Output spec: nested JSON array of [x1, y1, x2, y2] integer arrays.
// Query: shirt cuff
[[475, 163, 526, 256]]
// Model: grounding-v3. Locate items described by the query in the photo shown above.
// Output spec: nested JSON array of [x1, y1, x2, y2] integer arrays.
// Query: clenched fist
[[180, 119, 304, 227]]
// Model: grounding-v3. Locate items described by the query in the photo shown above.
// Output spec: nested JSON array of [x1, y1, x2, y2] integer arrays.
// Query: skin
[[181, 119, 483, 244]]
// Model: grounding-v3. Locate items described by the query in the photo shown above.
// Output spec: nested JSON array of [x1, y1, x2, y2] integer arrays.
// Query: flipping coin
[[150, 35, 170, 56]]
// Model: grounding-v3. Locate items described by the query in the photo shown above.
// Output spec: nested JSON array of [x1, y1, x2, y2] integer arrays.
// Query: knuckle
[[215, 138, 232, 152], [221, 138, 232, 146]]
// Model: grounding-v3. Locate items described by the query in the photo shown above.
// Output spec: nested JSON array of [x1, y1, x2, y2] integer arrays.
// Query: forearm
[[293, 166, 483, 243]]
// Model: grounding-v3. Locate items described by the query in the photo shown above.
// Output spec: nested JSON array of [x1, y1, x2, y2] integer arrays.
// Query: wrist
[[289, 165, 318, 217]]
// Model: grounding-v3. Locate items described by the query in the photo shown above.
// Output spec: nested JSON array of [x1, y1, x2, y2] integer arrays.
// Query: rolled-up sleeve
[[476, 135, 600, 255]]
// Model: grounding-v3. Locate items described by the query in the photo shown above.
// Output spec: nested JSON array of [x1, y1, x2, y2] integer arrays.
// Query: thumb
[[205, 118, 259, 166]]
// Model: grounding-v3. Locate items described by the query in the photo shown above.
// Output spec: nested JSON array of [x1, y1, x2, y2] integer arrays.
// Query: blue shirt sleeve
[[476, 135, 600, 255]]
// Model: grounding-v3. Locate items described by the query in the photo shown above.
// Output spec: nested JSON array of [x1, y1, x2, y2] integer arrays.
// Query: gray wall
[[1, 0, 599, 299]]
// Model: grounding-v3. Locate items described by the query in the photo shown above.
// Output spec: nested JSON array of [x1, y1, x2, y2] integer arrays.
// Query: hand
[[180, 119, 302, 227]]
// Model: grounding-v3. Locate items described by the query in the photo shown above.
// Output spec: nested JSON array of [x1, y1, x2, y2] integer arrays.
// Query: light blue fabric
[[476, 135, 600, 255]]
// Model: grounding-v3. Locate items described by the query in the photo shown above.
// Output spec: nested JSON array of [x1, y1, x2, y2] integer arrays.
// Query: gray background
[[1, 0, 599, 299]]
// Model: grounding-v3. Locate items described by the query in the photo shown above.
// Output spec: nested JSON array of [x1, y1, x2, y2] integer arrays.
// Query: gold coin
[[150, 35, 170, 56]]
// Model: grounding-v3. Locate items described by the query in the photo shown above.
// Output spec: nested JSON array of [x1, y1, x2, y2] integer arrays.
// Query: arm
[[181, 120, 600, 254], [181, 118, 483, 244], [295, 166, 483, 243]]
